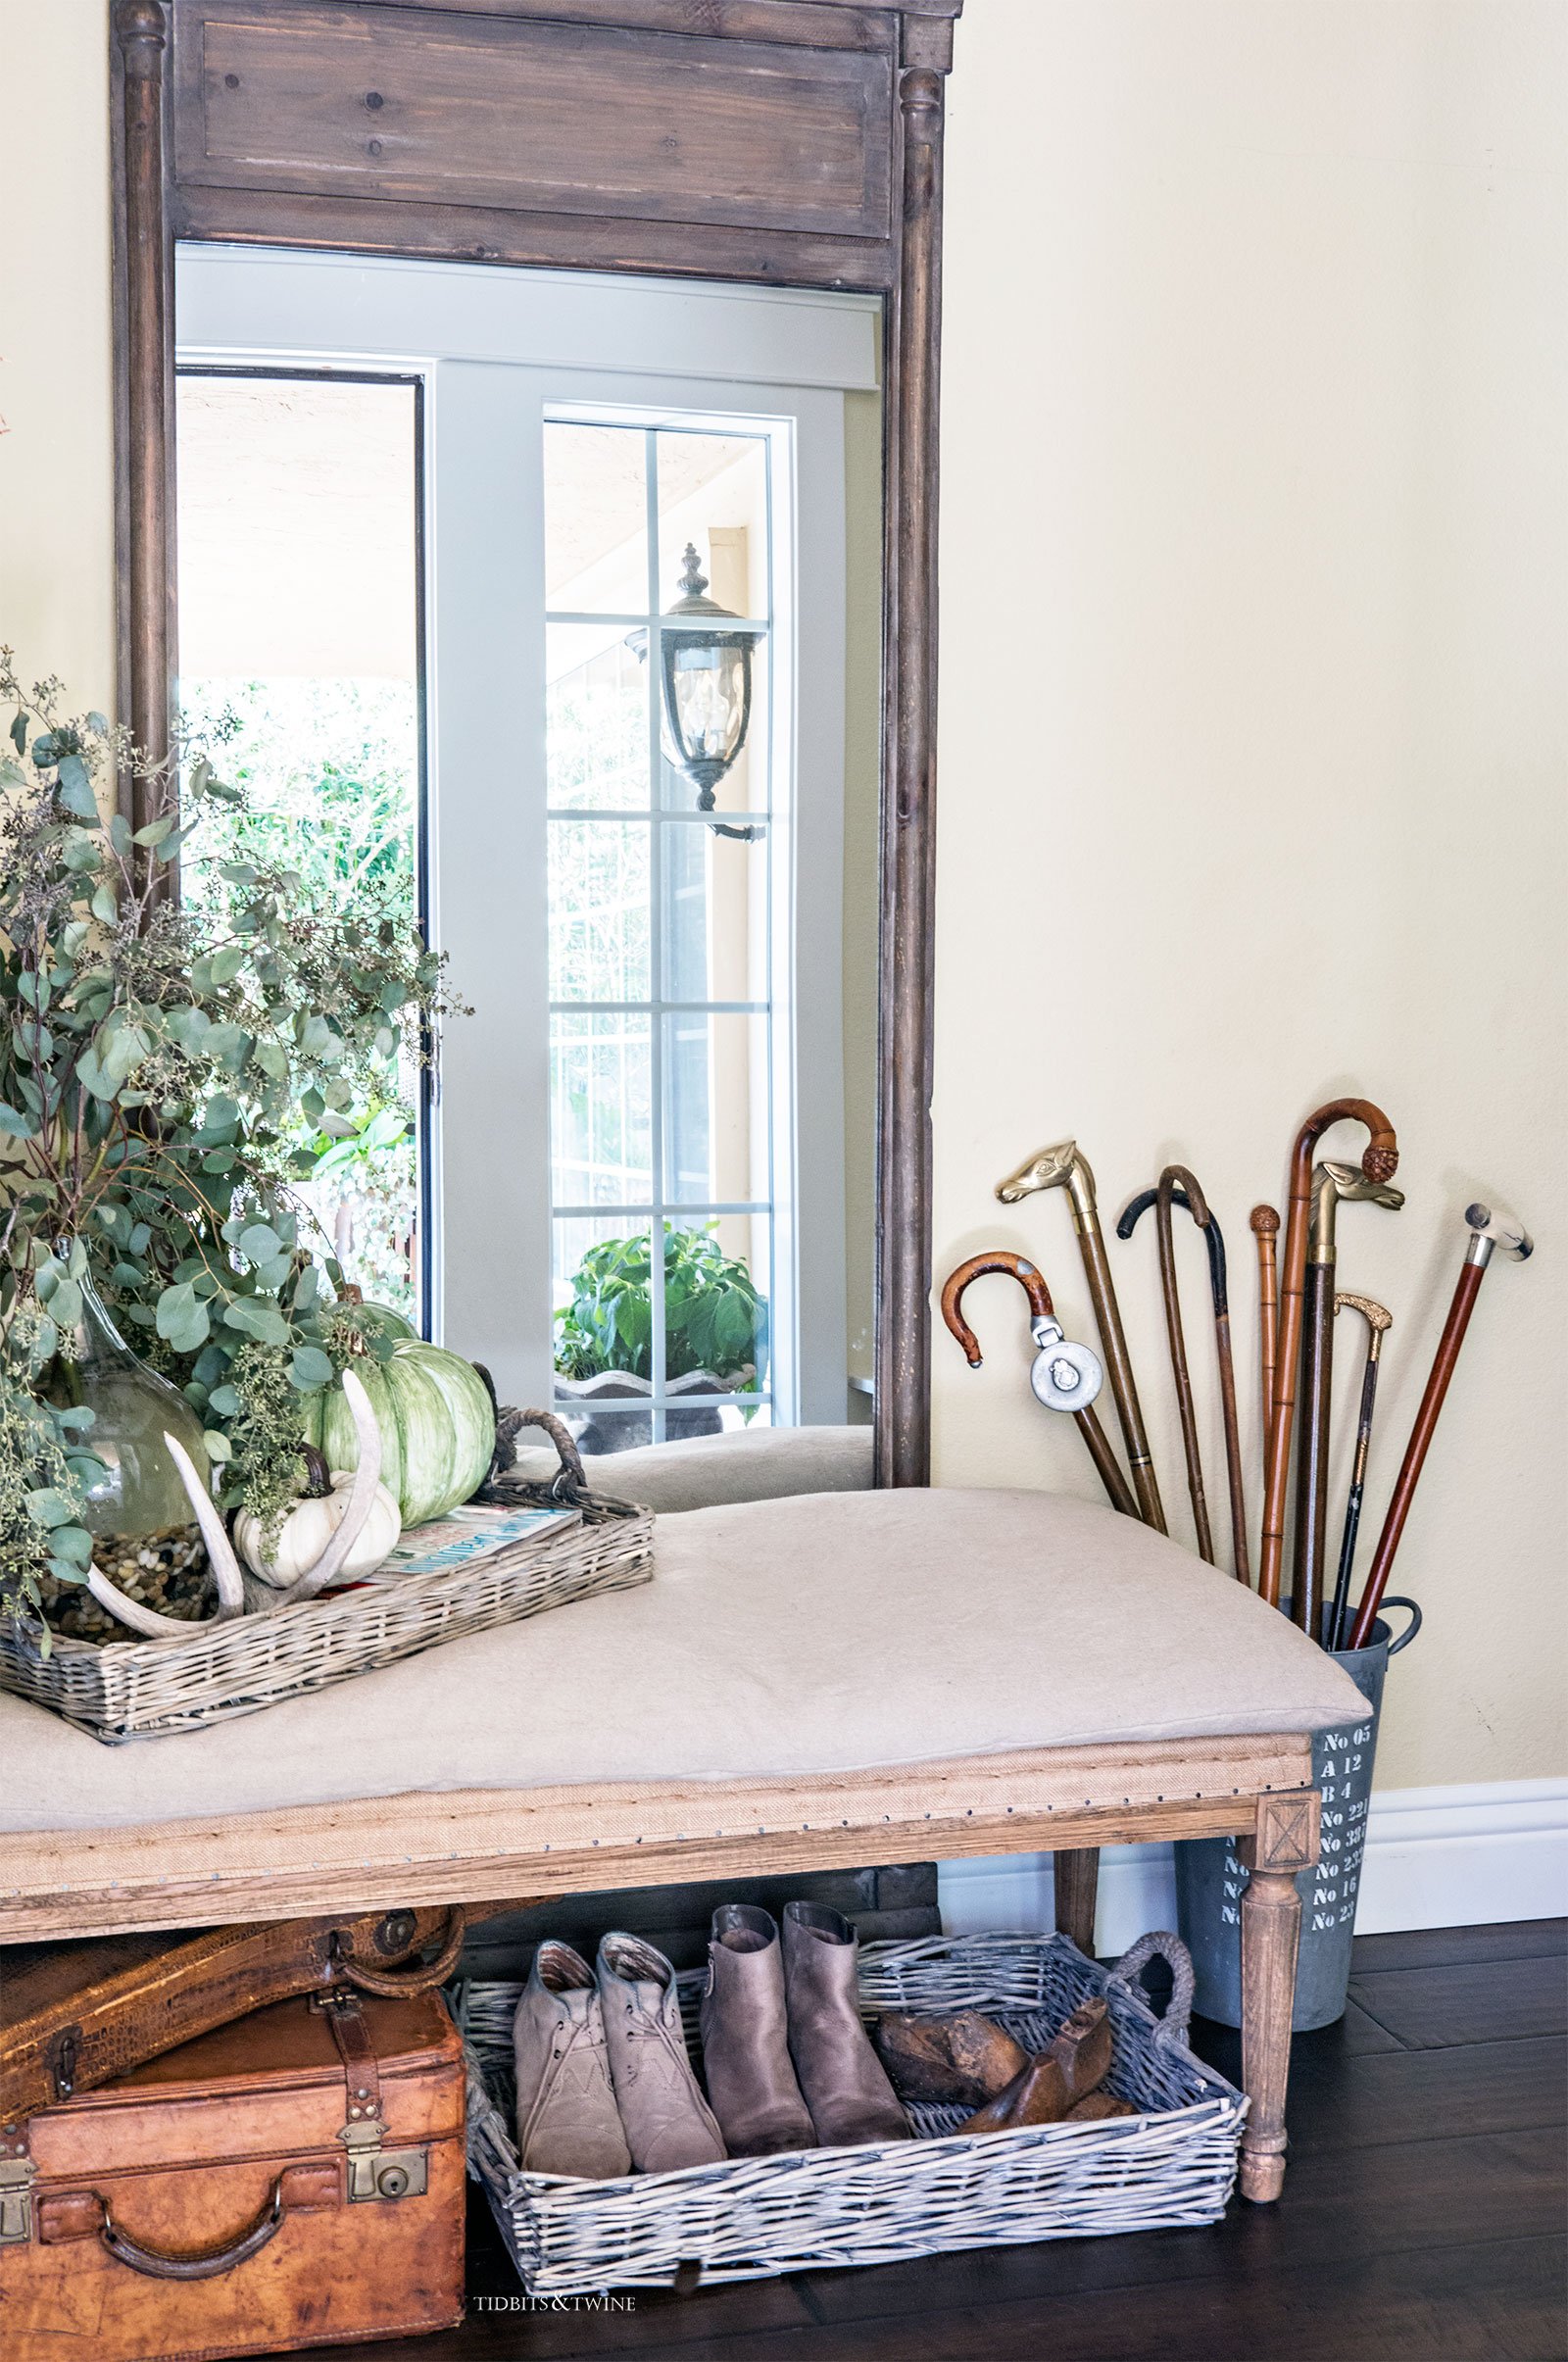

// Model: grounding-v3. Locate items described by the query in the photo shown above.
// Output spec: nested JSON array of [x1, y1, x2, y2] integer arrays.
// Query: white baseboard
[[937, 1778, 1568, 1955]]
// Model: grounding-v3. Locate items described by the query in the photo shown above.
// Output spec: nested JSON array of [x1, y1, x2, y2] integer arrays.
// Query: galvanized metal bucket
[[1173, 1596, 1422, 2030]]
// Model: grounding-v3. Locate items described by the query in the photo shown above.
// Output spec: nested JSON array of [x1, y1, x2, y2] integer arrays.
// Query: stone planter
[[553, 1366, 756, 1455]]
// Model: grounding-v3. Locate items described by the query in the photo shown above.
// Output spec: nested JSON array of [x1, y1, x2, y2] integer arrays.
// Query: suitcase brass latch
[[316, 1986, 428, 2201], [338, 2128, 429, 2204], [0, 2154, 35, 2244]]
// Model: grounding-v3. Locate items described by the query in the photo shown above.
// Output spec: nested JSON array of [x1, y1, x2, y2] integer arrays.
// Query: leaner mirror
[[111, 0, 962, 1483]]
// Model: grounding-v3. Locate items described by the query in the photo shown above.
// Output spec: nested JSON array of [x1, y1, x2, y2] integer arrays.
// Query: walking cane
[[1291, 1160, 1403, 1640], [941, 1251, 1138, 1518], [1257, 1100, 1399, 1609], [1250, 1206, 1280, 1443], [1326, 1293, 1392, 1651], [996, 1143, 1166, 1533], [1119, 1172, 1250, 1584], [1348, 1204, 1533, 1649]]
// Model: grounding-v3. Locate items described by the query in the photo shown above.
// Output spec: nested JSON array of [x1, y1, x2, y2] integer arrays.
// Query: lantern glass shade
[[657, 545, 763, 806]]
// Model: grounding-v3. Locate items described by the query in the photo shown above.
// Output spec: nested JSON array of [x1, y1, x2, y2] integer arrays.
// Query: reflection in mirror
[[173, 252, 880, 1453], [174, 371, 425, 1323]]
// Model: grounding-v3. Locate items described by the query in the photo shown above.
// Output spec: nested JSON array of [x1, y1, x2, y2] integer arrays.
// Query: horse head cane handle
[[1326, 1292, 1393, 1651], [1348, 1203, 1533, 1649], [995, 1142, 1166, 1532], [1257, 1100, 1398, 1608], [1119, 1170, 1250, 1582], [940, 1252, 1138, 1518]]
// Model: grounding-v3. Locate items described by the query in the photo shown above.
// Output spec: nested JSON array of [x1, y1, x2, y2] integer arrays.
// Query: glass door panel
[[545, 415, 780, 1448]]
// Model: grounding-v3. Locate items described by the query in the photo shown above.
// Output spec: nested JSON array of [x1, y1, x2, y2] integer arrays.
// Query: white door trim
[[177, 245, 882, 393]]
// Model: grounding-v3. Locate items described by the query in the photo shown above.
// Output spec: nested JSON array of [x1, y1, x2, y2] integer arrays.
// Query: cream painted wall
[[0, 3, 1561, 1792], [934, 1, 1567, 1790]]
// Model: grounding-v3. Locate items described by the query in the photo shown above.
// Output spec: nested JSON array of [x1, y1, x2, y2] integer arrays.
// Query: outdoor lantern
[[647, 544, 766, 839]]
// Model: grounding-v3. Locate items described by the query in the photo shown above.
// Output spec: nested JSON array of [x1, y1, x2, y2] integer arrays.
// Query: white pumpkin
[[236, 1472, 401, 1589]]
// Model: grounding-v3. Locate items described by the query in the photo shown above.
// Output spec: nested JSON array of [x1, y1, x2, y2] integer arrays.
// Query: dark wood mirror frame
[[110, 0, 962, 1489]]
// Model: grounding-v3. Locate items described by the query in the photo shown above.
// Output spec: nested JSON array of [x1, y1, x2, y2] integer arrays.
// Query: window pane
[[654, 431, 768, 617], [547, 622, 649, 811], [174, 372, 423, 1322], [664, 1218, 770, 1400], [548, 819, 651, 1001], [551, 1011, 652, 1207], [664, 1013, 769, 1206], [545, 423, 648, 614], [660, 819, 768, 1004]]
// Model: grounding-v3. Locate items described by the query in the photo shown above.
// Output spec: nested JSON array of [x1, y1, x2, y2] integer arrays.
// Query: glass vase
[[43, 1261, 214, 1640]]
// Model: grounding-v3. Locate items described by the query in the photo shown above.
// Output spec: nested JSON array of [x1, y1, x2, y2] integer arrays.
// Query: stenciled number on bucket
[[1310, 1721, 1375, 1927], [1220, 1720, 1377, 1933]]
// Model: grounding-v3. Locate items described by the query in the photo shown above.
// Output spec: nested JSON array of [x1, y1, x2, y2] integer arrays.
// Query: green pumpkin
[[304, 1340, 495, 1528]]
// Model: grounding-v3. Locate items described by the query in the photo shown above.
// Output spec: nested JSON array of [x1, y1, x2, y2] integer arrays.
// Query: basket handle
[[1106, 1930, 1196, 2048], [518, 1407, 588, 1494]]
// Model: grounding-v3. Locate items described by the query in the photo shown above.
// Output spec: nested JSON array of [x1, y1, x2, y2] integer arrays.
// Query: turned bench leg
[[1054, 1846, 1100, 1955], [1236, 1789, 1320, 2202]]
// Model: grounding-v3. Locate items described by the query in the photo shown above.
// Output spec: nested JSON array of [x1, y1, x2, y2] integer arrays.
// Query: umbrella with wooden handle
[[941, 1250, 1138, 1517], [1348, 1204, 1533, 1649], [1326, 1291, 1393, 1651], [1291, 1160, 1403, 1641], [1118, 1170, 1250, 1584], [1257, 1100, 1399, 1608], [996, 1142, 1166, 1532]]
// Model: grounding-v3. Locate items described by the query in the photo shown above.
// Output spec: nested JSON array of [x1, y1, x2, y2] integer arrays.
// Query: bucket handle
[[1106, 1930, 1195, 2049], [1380, 1594, 1422, 1655]]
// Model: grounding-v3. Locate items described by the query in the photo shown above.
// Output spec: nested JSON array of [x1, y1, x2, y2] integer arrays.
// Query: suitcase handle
[[99, 2177, 290, 2281]]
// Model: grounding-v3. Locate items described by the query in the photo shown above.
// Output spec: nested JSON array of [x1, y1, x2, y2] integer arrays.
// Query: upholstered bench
[[0, 1489, 1361, 2200]]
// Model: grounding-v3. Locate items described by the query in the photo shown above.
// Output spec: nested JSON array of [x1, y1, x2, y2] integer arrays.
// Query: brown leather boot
[[700, 1905, 816, 2158], [781, 1902, 910, 2148]]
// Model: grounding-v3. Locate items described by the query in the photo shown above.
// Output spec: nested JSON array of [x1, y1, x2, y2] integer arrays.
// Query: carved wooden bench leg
[[1053, 1846, 1100, 1956], [1236, 1789, 1320, 2202]]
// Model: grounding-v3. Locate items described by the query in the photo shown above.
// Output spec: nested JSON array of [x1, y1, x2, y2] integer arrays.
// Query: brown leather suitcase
[[1, 1987, 466, 2360]]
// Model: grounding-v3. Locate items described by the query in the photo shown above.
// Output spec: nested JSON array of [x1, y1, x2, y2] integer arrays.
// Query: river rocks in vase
[[41, 1523, 213, 1645]]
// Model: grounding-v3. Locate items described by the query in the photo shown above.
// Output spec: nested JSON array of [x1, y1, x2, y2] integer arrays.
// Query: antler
[[82, 1369, 385, 1641]]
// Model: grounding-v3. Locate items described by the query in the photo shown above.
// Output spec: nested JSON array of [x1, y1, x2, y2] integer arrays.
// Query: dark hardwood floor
[[300, 1919, 1567, 2362]]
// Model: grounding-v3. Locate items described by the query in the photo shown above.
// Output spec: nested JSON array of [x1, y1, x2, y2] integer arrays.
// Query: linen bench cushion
[[0, 1490, 1361, 1837], [510, 1422, 873, 1512]]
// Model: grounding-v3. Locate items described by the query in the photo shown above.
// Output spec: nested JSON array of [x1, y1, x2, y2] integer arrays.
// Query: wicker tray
[[456, 1929, 1246, 2295], [0, 1500, 653, 1745]]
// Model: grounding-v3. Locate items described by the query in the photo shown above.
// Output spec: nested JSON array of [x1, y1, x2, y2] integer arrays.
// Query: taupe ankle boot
[[782, 1902, 910, 2148], [700, 1905, 817, 2158], [597, 1933, 726, 2174], [512, 1941, 631, 2180]]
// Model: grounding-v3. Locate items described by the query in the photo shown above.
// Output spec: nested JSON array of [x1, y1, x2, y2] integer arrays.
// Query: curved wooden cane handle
[[940, 1253, 1054, 1366], [335, 1906, 467, 1996]]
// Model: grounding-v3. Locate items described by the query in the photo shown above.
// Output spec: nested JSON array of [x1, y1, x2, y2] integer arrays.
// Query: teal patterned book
[[372, 1501, 575, 1581]]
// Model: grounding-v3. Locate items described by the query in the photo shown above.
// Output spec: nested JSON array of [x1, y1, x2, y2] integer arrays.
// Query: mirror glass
[[173, 249, 882, 1453]]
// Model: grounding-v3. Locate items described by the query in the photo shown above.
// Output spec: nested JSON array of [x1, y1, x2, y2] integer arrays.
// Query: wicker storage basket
[[0, 1500, 652, 1745], [457, 1928, 1246, 2295]]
